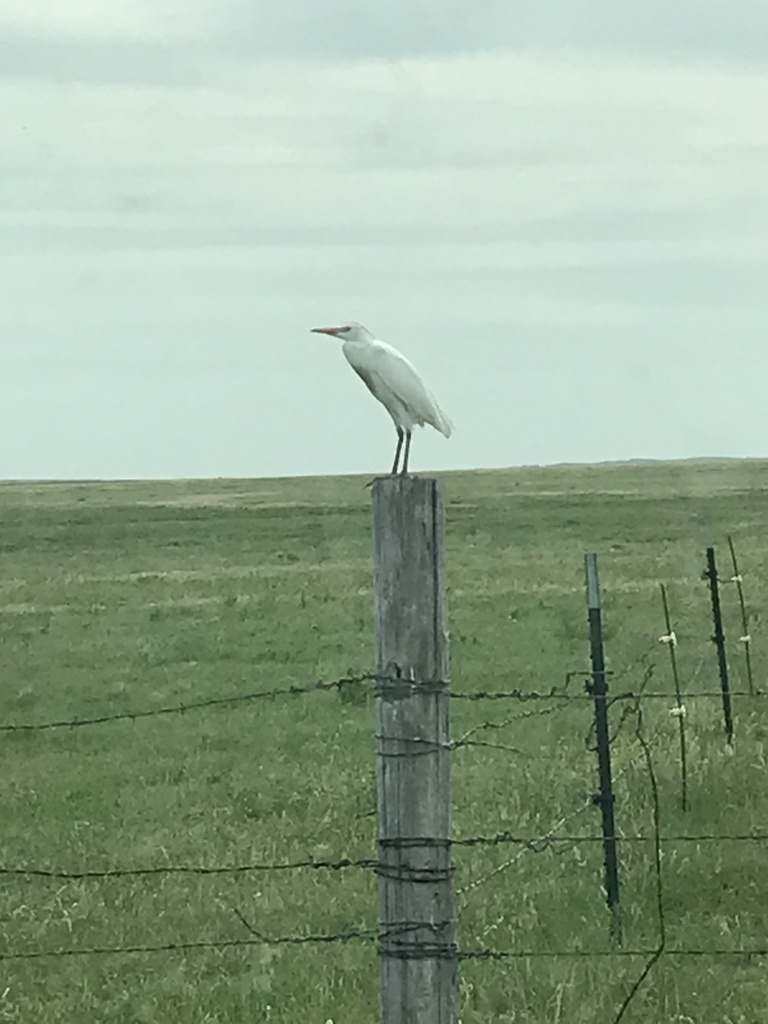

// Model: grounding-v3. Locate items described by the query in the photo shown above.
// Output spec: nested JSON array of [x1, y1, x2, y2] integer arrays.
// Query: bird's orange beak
[[311, 326, 343, 336]]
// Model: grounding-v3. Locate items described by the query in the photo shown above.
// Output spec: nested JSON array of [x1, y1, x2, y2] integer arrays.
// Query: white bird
[[311, 321, 453, 475]]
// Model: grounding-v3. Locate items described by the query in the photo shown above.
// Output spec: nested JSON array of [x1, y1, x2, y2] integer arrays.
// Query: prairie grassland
[[0, 460, 766, 1023]]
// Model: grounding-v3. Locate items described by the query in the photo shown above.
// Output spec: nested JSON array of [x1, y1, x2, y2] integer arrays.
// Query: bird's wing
[[348, 361, 379, 399], [348, 339, 453, 437]]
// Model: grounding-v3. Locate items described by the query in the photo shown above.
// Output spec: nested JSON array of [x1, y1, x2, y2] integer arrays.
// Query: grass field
[[1, 460, 767, 1023]]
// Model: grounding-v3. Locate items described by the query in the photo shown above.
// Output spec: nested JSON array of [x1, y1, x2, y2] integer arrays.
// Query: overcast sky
[[2, 1, 767, 480]]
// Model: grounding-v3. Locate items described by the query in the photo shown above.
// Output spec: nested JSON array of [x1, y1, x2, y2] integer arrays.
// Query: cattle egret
[[311, 321, 453, 475]]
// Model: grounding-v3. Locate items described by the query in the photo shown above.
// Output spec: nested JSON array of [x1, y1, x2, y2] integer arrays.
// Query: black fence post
[[584, 553, 622, 942], [660, 584, 688, 812], [704, 546, 734, 746]]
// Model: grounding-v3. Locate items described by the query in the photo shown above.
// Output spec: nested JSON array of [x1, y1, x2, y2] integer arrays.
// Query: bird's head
[[311, 321, 373, 343]]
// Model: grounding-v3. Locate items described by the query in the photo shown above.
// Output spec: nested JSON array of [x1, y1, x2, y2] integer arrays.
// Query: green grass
[[1, 461, 767, 1023]]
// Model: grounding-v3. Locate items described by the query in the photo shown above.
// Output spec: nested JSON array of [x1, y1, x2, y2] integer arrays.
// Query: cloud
[[0, 35, 217, 88], [4, 50, 768, 227], [217, 0, 768, 65], [2, 27, 768, 477], [0, 0, 217, 39], [0, 0, 220, 86], [3, 0, 768, 93]]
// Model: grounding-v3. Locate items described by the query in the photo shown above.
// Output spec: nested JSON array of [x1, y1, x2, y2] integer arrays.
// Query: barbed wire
[[456, 785, 601, 903], [0, 856, 378, 881], [451, 694, 580, 749], [3, 933, 765, 964], [0, 672, 579, 733], [0, 674, 379, 732], [0, 927, 383, 962], [2, 681, 764, 735], [0, 589, 761, 739], [0, 615, 762, 1016], [454, 687, 764, 703], [454, 829, 768, 850], [2, 648, 757, 892], [457, 945, 768, 961], [612, 699, 665, 1024], [3, 828, 766, 885], [584, 663, 656, 751], [453, 708, 668, 906]]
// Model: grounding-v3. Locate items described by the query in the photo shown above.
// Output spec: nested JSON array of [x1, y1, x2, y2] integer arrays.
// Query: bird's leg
[[401, 431, 412, 475], [391, 428, 404, 475]]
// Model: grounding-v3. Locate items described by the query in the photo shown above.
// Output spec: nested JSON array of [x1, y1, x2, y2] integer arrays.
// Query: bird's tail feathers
[[434, 406, 453, 438]]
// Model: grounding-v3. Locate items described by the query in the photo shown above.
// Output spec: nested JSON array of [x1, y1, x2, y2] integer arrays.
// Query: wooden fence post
[[372, 476, 458, 1024]]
